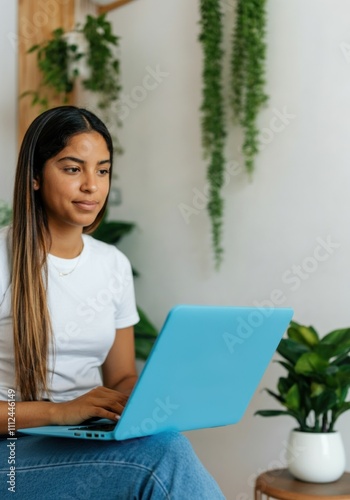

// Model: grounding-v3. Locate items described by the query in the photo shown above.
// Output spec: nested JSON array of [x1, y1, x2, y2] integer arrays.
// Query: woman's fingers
[[92, 406, 121, 422], [86, 387, 128, 412], [54, 387, 130, 425]]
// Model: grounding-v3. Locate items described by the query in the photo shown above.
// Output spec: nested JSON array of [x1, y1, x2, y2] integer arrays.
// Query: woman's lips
[[73, 201, 98, 211]]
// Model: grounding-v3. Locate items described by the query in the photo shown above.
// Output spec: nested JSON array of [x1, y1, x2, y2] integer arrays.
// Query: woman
[[0, 106, 224, 499]]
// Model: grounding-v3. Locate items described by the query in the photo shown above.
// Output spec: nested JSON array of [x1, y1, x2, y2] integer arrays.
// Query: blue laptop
[[19, 304, 293, 440]]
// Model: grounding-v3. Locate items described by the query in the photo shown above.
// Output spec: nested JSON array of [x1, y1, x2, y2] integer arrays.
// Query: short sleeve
[[114, 254, 140, 329]]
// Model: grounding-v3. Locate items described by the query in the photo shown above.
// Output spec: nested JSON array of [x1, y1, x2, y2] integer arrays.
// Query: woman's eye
[[64, 167, 80, 173], [98, 169, 110, 175]]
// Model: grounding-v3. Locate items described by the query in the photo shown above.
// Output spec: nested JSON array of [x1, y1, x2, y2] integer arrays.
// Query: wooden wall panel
[[18, 0, 75, 144]]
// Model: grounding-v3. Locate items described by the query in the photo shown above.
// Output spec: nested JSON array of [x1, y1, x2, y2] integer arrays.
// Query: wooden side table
[[255, 469, 350, 500]]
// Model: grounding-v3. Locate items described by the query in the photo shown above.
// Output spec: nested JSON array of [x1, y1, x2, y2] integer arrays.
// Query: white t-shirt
[[0, 226, 139, 402]]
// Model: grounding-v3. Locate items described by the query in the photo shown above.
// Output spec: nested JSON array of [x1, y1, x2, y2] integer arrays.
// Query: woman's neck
[[48, 226, 84, 259]]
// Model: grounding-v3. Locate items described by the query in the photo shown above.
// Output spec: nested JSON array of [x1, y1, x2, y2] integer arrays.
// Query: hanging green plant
[[81, 14, 121, 112], [22, 27, 77, 109], [21, 14, 122, 153], [199, 0, 226, 269], [231, 0, 268, 175]]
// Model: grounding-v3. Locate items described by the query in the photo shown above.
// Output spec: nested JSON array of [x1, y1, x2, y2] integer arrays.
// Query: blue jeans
[[0, 432, 225, 499]]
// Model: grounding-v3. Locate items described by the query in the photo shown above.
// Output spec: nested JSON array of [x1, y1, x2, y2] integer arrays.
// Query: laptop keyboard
[[69, 423, 116, 432]]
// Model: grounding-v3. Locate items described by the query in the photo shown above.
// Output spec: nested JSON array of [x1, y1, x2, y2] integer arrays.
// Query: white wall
[[0, 1, 17, 202], [1, 1, 349, 498], [107, 1, 350, 498]]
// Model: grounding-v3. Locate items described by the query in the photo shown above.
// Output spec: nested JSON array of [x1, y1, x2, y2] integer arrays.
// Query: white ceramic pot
[[63, 31, 90, 80], [286, 430, 346, 483]]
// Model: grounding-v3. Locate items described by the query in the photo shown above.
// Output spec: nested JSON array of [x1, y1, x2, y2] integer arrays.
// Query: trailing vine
[[199, 0, 268, 268], [231, 0, 268, 175], [199, 0, 226, 269], [81, 14, 121, 112]]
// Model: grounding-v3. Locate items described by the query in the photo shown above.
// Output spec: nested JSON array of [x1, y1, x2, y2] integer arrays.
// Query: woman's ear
[[33, 179, 40, 190]]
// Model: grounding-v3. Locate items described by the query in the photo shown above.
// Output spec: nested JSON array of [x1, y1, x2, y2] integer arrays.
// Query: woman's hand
[[53, 386, 128, 426]]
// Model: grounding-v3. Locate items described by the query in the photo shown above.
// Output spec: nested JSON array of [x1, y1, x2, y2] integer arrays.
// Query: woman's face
[[35, 131, 111, 232]]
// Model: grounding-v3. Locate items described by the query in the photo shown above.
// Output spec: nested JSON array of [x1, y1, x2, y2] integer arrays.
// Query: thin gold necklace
[[49, 242, 84, 277]]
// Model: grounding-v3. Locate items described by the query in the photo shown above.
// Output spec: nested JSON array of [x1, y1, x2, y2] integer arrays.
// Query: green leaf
[[295, 352, 329, 375], [277, 338, 310, 364], [311, 390, 337, 416], [0, 201, 12, 227], [310, 382, 325, 397], [285, 384, 300, 411], [332, 354, 350, 366], [19, 90, 36, 99], [321, 328, 350, 348], [335, 386, 349, 405], [337, 365, 350, 383], [255, 409, 306, 429], [134, 307, 158, 338], [276, 360, 296, 375], [326, 365, 350, 388], [27, 44, 40, 53], [277, 377, 293, 397], [300, 389, 312, 415], [265, 388, 285, 404], [314, 343, 350, 360], [254, 409, 299, 418], [288, 321, 319, 347], [332, 401, 350, 420], [134, 306, 158, 360], [92, 220, 135, 245]]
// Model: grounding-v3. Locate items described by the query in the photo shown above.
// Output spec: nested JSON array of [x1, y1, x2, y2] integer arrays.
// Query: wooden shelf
[[255, 469, 350, 500]]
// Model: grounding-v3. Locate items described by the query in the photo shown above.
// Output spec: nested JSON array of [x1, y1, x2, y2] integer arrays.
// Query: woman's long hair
[[12, 106, 113, 401]]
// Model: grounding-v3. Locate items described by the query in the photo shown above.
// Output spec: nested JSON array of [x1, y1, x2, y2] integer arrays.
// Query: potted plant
[[22, 13, 122, 154], [255, 320, 350, 482]]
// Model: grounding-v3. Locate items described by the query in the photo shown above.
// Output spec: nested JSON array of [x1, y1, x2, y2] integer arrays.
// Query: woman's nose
[[80, 173, 98, 193]]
